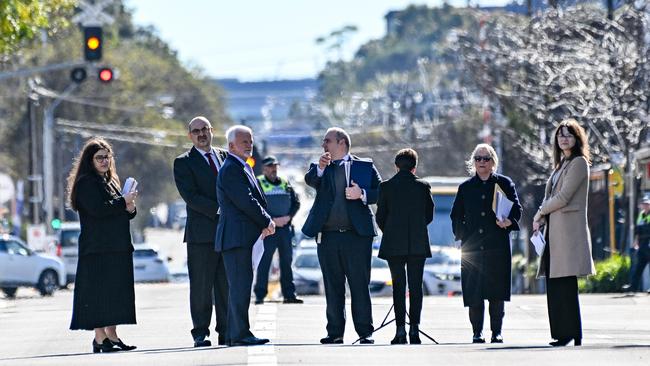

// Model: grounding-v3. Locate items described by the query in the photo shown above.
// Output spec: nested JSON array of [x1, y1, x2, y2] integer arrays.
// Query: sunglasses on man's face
[[474, 155, 492, 162]]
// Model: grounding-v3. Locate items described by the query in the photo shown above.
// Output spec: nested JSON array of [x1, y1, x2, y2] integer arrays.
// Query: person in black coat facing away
[[215, 125, 275, 346], [302, 127, 382, 345], [173, 116, 229, 347], [375, 148, 434, 345], [68, 137, 138, 353], [450, 143, 521, 344]]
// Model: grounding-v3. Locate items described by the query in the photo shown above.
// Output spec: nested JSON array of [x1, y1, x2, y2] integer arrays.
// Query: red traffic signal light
[[83, 26, 102, 61], [98, 67, 113, 83]]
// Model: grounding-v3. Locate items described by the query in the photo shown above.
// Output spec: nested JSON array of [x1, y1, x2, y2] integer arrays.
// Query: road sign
[[71, 0, 115, 26]]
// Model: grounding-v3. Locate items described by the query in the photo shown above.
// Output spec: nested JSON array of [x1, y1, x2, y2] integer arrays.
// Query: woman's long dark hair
[[552, 118, 591, 169], [66, 137, 120, 211]]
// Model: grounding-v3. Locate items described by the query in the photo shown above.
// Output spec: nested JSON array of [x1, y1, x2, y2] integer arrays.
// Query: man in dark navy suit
[[215, 125, 275, 346], [173, 116, 229, 347], [302, 127, 381, 344]]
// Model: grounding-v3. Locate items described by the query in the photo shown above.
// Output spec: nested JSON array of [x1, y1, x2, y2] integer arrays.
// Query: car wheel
[[2, 287, 17, 298], [37, 270, 59, 296], [422, 283, 430, 296]]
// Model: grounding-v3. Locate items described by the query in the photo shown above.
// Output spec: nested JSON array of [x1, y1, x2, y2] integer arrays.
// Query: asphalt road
[[1, 284, 649, 365]]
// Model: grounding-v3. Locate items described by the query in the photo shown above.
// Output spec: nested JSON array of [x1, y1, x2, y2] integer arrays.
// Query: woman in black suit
[[67, 137, 138, 353], [376, 148, 434, 344], [450, 143, 521, 344]]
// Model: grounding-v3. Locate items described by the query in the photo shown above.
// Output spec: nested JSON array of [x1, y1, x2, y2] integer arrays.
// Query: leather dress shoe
[[409, 325, 421, 344], [255, 299, 264, 305], [491, 333, 503, 343], [283, 297, 304, 304], [391, 326, 407, 345], [550, 337, 581, 347], [229, 336, 270, 346], [110, 338, 137, 351], [320, 335, 344, 344], [359, 336, 375, 344], [193, 335, 212, 347], [92, 338, 120, 353], [218, 337, 226, 346], [472, 332, 486, 344]]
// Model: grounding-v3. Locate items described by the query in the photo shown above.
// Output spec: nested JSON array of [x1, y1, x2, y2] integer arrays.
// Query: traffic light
[[70, 67, 87, 83], [83, 26, 103, 61], [98, 67, 113, 83], [50, 218, 62, 230]]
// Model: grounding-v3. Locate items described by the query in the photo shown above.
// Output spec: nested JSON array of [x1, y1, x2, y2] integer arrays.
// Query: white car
[[51, 222, 81, 284], [132, 244, 171, 283], [292, 248, 323, 295], [422, 245, 462, 296], [369, 253, 393, 297], [0, 235, 66, 298]]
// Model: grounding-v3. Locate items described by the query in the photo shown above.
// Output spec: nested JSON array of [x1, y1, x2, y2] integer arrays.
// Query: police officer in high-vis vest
[[628, 195, 650, 293], [254, 156, 303, 304]]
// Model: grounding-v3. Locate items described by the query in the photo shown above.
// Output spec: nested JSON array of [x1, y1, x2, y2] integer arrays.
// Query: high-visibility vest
[[257, 175, 292, 217]]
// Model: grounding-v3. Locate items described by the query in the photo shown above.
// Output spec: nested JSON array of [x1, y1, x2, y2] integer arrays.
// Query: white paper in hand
[[530, 231, 546, 256], [495, 191, 514, 221], [252, 235, 265, 271], [122, 177, 138, 195]]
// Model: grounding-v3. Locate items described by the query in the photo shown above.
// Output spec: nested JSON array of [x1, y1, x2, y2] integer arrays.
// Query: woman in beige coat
[[533, 119, 596, 347]]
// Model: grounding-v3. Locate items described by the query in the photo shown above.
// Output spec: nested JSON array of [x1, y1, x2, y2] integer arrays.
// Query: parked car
[[422, 245, 462, 295], [0, 234, 66, 298], [369, 253, 393, 297], [132, 244, 171, 283], [50, 221, 81, 285], [292, 248, 322, 295]]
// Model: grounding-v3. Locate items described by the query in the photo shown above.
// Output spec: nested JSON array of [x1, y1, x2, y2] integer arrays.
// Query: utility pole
[[43, 83, 78, 231]]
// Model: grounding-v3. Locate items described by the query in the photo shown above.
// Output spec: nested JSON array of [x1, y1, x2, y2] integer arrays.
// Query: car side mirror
[[167, 256, 173, 262]]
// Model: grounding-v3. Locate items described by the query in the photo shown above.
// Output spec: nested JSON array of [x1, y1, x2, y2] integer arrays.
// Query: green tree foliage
[[0, 1, 229, 229], [0, 0, 75, 56]]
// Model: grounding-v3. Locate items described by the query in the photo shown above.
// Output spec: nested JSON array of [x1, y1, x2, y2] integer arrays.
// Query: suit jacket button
[[481, 212, 485, 216], [479, 229, 483, 234], [481, 195, 486, 199], [480, 246, 484, 250]]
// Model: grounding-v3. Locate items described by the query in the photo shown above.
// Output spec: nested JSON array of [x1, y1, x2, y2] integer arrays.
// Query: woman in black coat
[[376, 148, 434, 344], [67, 137, 138, 353], [450, 143, 521, 344]]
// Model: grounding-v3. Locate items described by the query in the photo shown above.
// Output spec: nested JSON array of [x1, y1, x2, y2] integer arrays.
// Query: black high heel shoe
[[391, 326, 407, 345], [110, 338, 137, 351], [549, 337, 581, 347], [409, 325, 421, 344], [92, 338, 120, 353]]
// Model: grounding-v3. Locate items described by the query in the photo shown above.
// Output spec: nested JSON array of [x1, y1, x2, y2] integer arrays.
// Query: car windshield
[[428, 195, 456, 246], [372, 257, 388, 268], [60, 230, 80, 247], [133, 249, 158, 258], [295, 253, 319, 269]]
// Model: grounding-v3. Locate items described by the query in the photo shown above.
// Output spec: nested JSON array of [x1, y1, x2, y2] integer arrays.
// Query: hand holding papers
[[492, 184, 514, 222], [530, 230, 546, 256], [122, 177, 138, 195]]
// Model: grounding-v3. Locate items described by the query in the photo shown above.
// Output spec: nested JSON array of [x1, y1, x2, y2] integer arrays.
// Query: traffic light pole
[[43, 83, 78, 233], [0, 61, 87, 81]]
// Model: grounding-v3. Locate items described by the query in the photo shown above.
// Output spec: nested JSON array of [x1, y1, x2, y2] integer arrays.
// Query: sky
[[125, 0, 511, 81]]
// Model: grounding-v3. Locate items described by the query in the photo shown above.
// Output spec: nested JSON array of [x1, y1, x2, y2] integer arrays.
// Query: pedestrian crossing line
[[248, 303, 278, 366]]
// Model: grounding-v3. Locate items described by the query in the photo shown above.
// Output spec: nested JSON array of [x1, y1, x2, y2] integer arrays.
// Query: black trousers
[[187, 242, 228, 340], [543, 243, 582, 340], [222, 246, 255, 343], [254, 226, 296, 300], [468, 300, 504, 334], [386, 256, 425, 327], [317, 230, 374, 338], [630, 249, 650, 292]]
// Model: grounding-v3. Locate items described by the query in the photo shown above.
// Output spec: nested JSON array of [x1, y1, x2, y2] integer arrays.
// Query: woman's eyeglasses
[[94, 154, 112, 162], [474, 155, 492, 162]]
